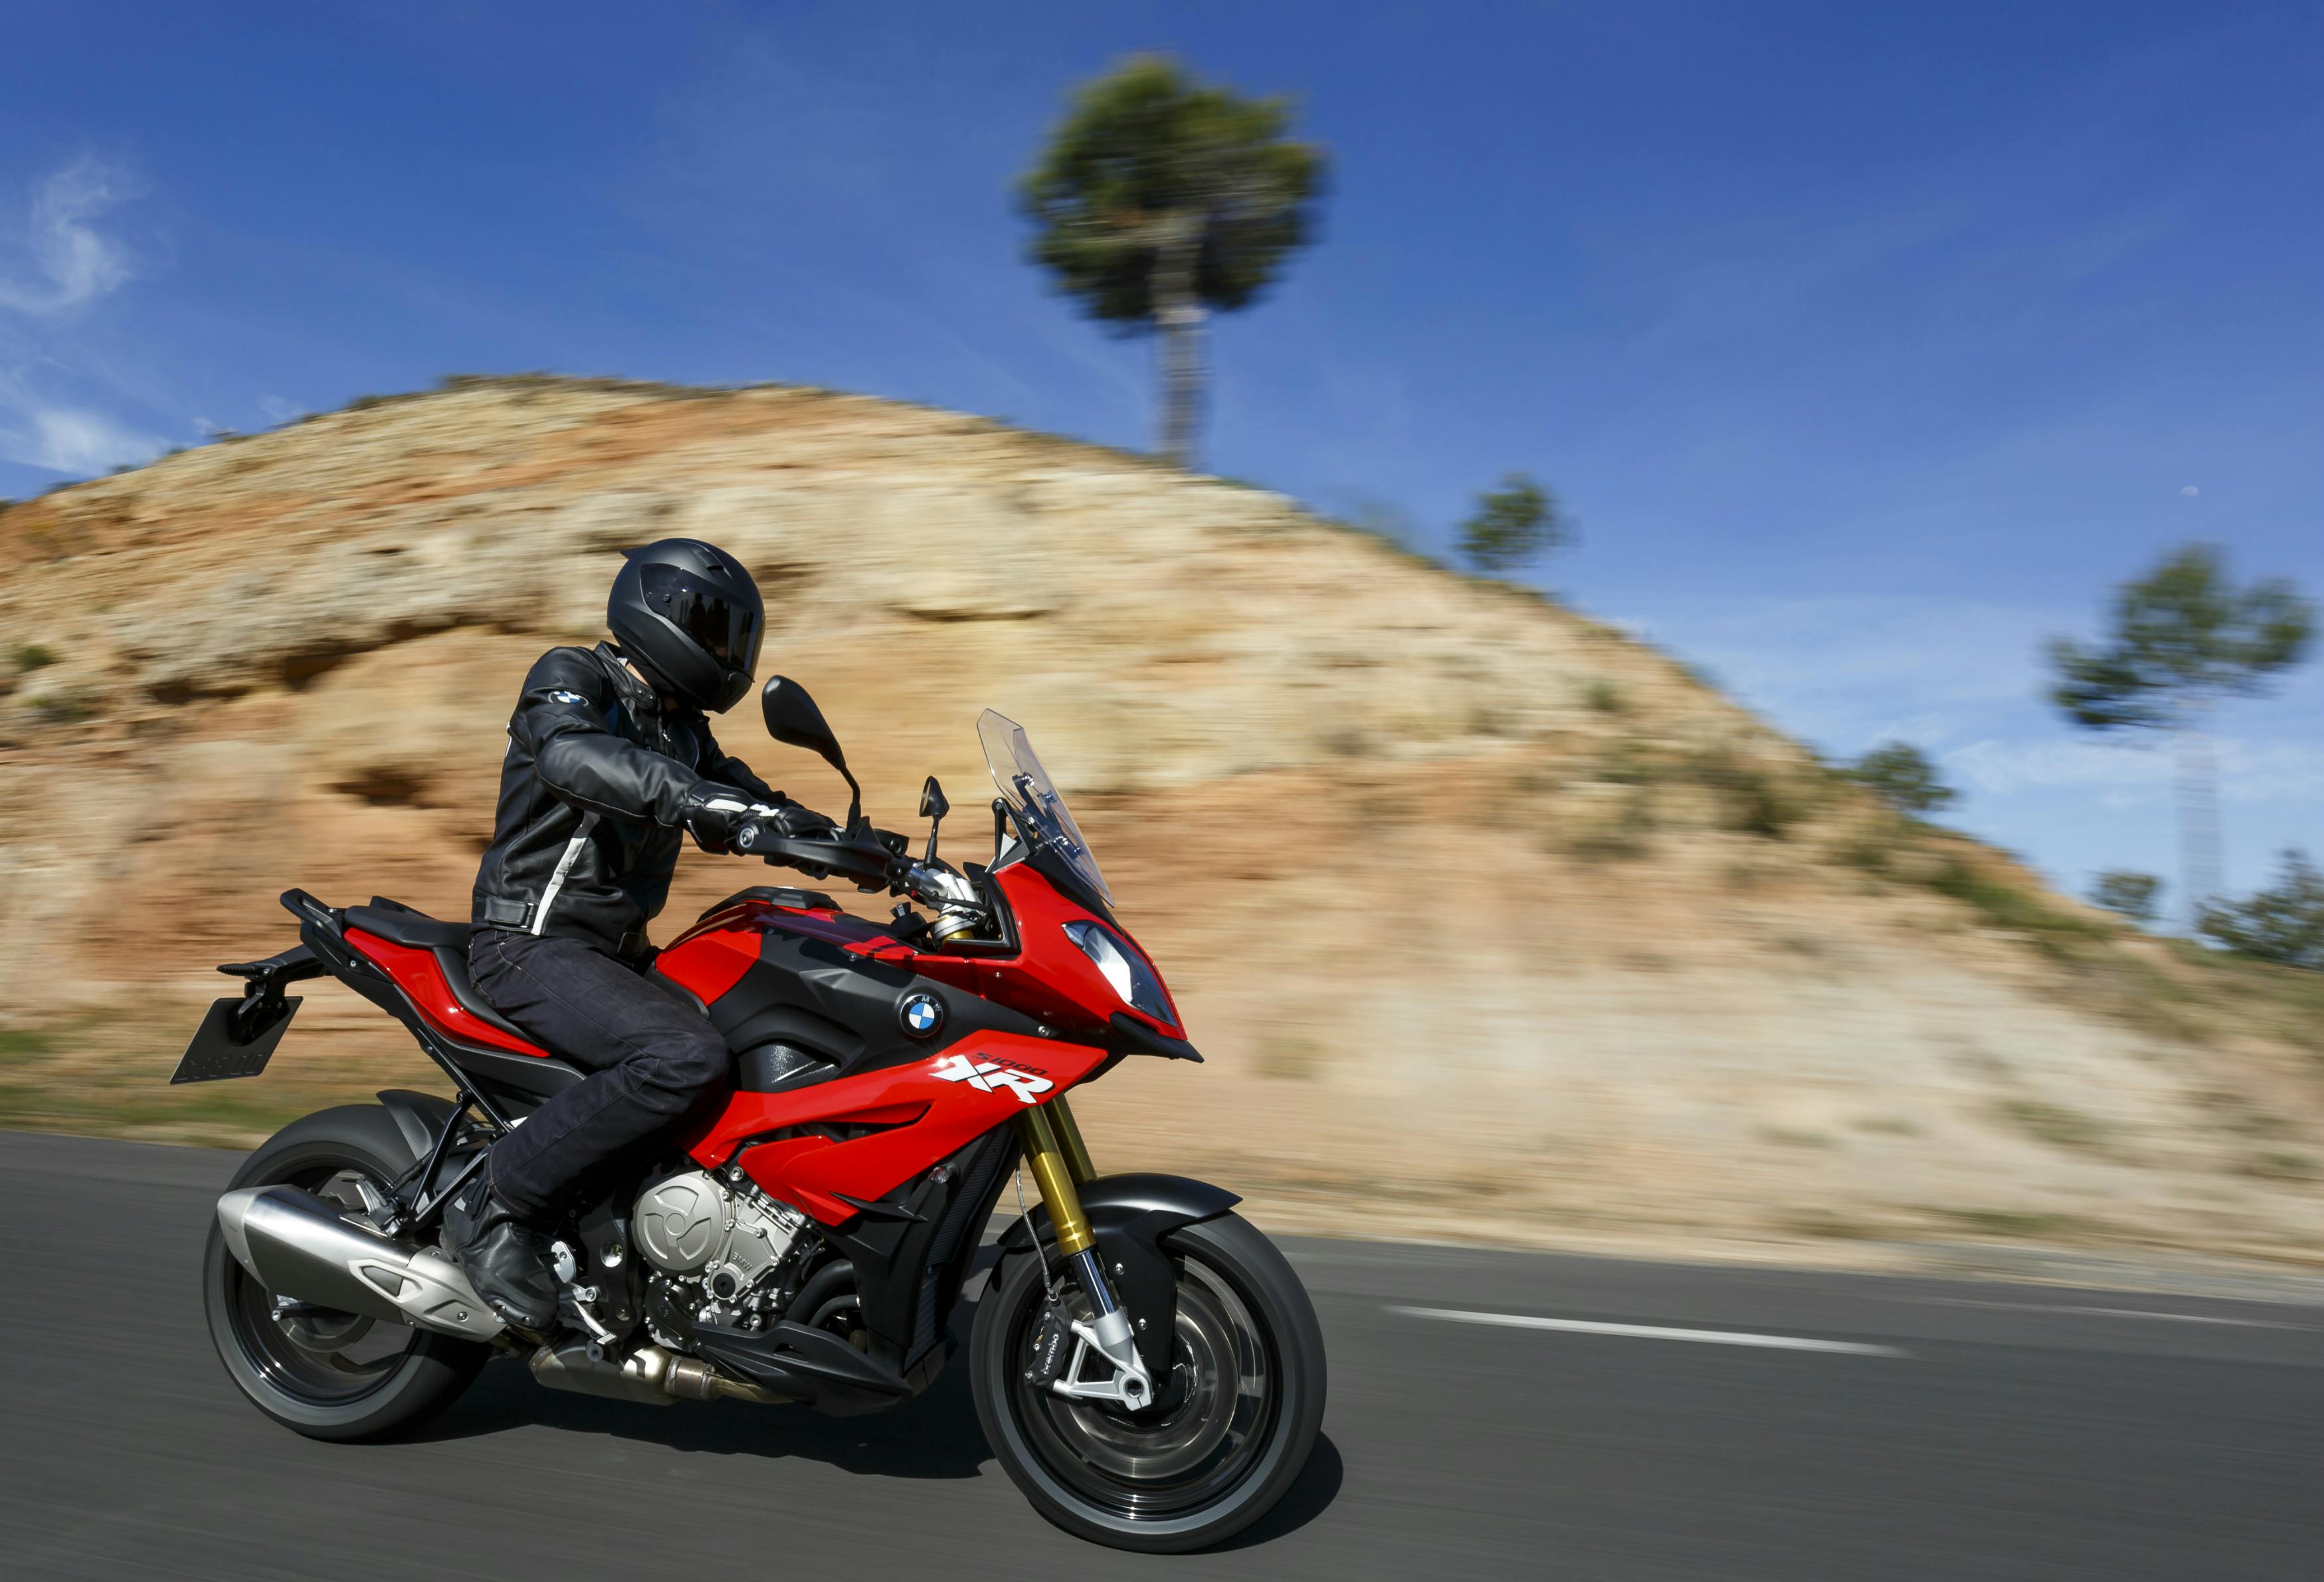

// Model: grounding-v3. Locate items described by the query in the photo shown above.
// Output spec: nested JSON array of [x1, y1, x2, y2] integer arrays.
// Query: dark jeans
[[467, 929, 730, 1221]]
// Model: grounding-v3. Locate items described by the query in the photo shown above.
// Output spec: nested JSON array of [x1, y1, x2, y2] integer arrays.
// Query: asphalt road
[[3, 1129, 2319, 1581]]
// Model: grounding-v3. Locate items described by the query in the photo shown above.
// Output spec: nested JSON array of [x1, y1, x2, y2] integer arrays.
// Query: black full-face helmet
[[606, 538, 765, 713]]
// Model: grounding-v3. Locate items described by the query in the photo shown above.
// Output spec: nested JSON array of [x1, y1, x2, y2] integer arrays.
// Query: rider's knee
[[648, 1030, 730, 1102]]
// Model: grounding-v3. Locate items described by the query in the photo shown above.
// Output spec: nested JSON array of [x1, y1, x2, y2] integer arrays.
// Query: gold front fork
[[1016, 1093, 1151, 1403], [1048, 1092, 1098, 1185], [1017, 1094, 1098, 1256]]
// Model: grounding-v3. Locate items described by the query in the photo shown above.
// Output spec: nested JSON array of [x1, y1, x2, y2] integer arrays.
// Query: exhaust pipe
[[531, 1340, 788, 1406], [215, 1186, 505, 1342]]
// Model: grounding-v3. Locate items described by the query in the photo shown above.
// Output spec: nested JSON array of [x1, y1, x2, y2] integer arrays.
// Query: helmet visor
[[640, 564, 762, 678]]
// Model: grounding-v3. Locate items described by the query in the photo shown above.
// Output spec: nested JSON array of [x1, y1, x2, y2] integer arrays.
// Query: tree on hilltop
[[2089, 870, 2162, 925], [2200, 849, 2324, 970], [2046, 544, 2311, 929], [1019, 55, 1326, 469], [1844, 742, 1955, 815], [1457, 473, 1566, 575]]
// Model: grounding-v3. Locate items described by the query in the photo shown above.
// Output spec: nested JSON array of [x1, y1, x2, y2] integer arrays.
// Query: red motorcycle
[[183, 679, 1325, 1553]]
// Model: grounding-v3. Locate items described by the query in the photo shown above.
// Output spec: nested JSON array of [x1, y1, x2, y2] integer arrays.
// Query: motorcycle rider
[[446, 538, 835, 1330]]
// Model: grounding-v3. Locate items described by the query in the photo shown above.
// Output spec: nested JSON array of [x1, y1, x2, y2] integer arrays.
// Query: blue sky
[[3, 1, 2318, 904]]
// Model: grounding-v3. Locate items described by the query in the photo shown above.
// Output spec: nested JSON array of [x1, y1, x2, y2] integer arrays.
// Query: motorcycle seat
[[343, 902, 471, 951], [432, 943, 539, 1047], [343, 902, 538, 1048]]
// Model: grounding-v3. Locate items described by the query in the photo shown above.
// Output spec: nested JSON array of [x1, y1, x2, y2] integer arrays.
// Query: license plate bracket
[[171, 996, 301, 1083]]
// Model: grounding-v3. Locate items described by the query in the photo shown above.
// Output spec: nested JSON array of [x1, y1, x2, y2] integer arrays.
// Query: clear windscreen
[[977, 709, 1113, 905]]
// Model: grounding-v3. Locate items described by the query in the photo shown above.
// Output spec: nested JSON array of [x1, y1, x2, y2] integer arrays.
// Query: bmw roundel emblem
[[899, 993, 945, 1038]]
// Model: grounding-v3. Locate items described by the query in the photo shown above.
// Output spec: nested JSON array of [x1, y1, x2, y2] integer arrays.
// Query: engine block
[[633, 1168, 810, 1310]]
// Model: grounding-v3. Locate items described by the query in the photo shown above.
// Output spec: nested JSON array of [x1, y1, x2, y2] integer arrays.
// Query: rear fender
[[993, 1172, 1242, 1382], [376, 1089, 457, 1159]]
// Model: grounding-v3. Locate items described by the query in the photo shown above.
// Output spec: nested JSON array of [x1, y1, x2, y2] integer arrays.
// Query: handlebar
[[732, 822, 897, 888], [731, 820, 981, 915]]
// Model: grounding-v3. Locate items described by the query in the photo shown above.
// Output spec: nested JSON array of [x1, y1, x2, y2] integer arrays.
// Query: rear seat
[[343, 902, 537, 1046], [342, 902, 471, 951]]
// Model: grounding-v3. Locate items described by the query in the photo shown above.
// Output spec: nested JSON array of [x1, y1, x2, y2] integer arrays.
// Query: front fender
[[993, 1172, 1241, 1381]]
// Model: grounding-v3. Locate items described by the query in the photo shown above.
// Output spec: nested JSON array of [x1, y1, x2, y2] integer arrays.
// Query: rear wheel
[[203, 1105, 489, 1441], [971, 1212, 1325, 1553]]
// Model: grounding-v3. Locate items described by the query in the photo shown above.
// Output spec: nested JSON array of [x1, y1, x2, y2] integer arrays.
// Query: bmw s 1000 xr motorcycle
[[180, 678, 1325, 1553]]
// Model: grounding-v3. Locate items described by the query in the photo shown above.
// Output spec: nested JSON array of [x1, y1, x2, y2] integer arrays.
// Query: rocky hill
[[3, 376, 2319, 1275]]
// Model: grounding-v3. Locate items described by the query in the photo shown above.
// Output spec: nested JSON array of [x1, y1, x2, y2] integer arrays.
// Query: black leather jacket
[[471, 643, 784, 957]]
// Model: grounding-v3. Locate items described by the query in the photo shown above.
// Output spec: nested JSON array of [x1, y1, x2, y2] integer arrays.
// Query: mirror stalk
[[839, 765, 864, 836]]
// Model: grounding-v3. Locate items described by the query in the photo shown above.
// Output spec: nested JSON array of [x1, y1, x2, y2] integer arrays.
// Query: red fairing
[[651, 913, 762, 1007], [683, 1031, 1108, 1225], [657, 898, 909, 1010], [987, 864, 1186, 1038], [343, 929, 556, 1059]]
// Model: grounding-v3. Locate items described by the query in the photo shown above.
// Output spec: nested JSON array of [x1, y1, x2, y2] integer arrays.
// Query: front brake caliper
[[1024, 1289, 1074, 1388]]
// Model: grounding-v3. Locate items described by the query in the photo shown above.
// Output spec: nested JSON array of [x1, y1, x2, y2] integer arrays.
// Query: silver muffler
[[215, 1185, 506, 1342], [530, 1340, 788, 1406]]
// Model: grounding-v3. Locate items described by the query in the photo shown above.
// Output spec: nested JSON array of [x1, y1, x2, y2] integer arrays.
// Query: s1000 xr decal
[[930, 1052, 1055, 1104]]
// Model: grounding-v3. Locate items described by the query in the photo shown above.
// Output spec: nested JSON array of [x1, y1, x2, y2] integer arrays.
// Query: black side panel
[[815, 1125, 1020, 1375], [713, 989, 864, 1063], [704, 929, 1050, 1081], [736, 1042, 839, 1093], [912, 1127, 1020, 1360], [995, 1172, 1243, 1381]]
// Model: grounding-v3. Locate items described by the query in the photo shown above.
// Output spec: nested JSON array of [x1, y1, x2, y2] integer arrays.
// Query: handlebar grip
[[736, 827, 898, 888]]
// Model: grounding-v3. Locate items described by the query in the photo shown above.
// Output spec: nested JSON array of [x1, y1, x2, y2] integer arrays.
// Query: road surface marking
[[1900, 1297, 2309, 1329], [1388, 1305, 1908, 1356]]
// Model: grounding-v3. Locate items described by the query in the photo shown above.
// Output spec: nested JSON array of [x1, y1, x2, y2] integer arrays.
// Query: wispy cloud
[[0, 157, 142, 319], [0, 406, 164, 473], [0, 156, 170, 477]]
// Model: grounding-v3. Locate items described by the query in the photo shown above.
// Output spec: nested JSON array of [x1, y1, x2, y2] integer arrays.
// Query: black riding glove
[[760, 802, 839, 839], [681, 783, 758, 854]]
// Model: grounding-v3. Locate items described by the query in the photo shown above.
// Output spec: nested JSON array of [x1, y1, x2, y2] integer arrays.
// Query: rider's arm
[[696, 721, 782, 807], [513, 650, 711, 826]]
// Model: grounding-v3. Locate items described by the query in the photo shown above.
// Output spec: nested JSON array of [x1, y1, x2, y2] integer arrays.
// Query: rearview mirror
[[918, 775, 949, 864], [760, 676, 862, 833], [762, 676, 844, 765]]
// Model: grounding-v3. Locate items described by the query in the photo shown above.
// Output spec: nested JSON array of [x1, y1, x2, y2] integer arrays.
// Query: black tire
[[971, 1212, 1327, 1553], [203, 1104, 489, 1442]]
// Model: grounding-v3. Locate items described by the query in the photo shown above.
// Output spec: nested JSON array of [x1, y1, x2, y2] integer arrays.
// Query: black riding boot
[[443, 1174, 558, 1332]]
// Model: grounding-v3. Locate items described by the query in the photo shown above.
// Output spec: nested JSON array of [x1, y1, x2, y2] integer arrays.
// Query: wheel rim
[[221, 1165, 422, 1406], [1007, 1252, 1280, 1521]]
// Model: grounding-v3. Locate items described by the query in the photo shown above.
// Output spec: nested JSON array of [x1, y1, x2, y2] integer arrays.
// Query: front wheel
[[971, 1212, 1326, 1553]]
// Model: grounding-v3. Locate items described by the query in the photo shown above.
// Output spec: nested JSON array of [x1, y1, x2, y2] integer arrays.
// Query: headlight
[[1062, 920, 1172, 1021]]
